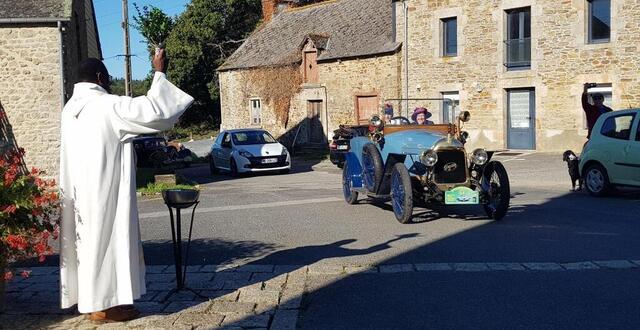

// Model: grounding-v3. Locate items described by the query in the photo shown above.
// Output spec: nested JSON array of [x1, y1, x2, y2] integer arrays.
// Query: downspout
[[403, 1, 409, 116], [57, 21, 66, 109]]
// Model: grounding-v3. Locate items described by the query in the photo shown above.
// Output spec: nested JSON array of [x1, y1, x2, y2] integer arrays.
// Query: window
[[442, 92, 460, 123], [232, 131, 277, 145], [505, 7, 531, 70], [588, 0, 611, 43], [601, 114, 635, 140], [583, 85, 612, 129], [442, 17, 457, 57], [250, 99, 261, 125]]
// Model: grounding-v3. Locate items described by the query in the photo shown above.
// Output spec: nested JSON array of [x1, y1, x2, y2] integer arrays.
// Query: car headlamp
[[471, 148, 488, 165], [420, 150, 438, 167], [281, 147, 289, 156], [239, 150, 254, 158]]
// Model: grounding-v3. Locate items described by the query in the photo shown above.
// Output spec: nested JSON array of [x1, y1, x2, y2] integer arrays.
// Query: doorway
[[307, 100, 324, 144], [507, 88, 536, 150], [356, 95, 379, 124]]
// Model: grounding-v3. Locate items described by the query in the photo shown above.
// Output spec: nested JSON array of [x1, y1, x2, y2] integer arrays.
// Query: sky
[[93, 0, 190, 80]]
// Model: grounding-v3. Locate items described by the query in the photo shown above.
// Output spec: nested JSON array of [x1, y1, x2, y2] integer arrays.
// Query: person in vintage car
[[411, 107, 435, 125], [342, 108, 510, 224]]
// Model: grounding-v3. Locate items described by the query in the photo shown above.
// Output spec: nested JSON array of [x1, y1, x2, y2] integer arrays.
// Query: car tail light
[[329, 142, 337, 150]]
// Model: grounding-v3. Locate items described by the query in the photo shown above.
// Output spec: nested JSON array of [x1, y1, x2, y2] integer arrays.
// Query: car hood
[[236, 143, 284, 157]]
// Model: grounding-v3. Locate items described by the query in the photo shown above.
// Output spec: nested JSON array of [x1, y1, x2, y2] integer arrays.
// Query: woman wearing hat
[[411, 107, 434, 125]]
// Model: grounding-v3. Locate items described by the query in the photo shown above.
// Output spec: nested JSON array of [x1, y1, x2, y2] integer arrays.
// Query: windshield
[[232, 131, 278, 145]]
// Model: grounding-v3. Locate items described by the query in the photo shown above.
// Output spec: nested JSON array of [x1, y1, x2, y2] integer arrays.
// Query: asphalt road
[[138, 152, 640, 267], [133, 152, 640, 328]]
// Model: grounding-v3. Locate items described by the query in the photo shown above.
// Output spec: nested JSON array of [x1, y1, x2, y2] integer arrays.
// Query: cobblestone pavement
[[3, 259, 640, 329]]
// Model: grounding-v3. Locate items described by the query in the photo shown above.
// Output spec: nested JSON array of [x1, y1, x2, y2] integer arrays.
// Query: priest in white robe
[[59, 50, 194, 321]]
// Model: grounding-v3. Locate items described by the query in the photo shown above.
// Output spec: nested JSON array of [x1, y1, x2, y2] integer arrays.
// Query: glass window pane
[[443, 17, 457, 56], [590, 0, 611, 41], [601, 115, 634, 140], [524, 10, 531, 38]]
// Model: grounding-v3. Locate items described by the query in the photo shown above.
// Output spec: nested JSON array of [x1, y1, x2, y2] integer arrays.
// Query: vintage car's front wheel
[[362, 143, 384, 193], [342, 160, 359, 204], [391, 163, 413, 224], [482, 161, 510, 220]]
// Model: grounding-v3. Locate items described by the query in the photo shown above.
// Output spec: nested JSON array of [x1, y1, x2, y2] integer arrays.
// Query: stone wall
[[0, 25, 62, 176], [219, 53, 401, 145], [399, 0, 640, 151]]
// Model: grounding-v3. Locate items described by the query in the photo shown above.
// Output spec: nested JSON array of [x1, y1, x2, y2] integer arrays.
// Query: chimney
[[263, 0, 298, 23], [262, 0, 279, 23]]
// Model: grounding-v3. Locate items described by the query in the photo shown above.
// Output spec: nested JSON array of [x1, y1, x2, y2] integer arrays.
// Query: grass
[[136, 167, 199, 196], [137, 182, 198, 196]]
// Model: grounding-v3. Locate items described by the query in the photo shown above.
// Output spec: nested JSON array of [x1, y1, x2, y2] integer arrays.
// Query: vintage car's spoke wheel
[[391, 163, 413, 224], [362, 143, 384, 193], [585, 163, 610, 197], [209, 156, 219, 175], [342, 161, 359, 204], [482, 161, 510, 220]]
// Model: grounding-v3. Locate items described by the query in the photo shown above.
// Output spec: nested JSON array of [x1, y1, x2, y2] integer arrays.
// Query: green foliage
[[164, 0, 262, 126], [137, 183, 197, 196], [110, 78, 150, 97], [133, 4, 175, 56]]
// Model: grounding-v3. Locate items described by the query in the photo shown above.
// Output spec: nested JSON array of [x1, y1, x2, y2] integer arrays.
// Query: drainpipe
[[403, 1, 409, 116], [57, 21, 66, 109]]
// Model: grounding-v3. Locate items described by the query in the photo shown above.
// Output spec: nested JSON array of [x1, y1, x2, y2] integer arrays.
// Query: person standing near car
[[582, 83, 612, 139], [59, 50, 194, 321], [383, 102, 394, 122]]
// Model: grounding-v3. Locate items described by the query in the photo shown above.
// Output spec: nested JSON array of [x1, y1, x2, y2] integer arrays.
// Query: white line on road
[[139, 196, 343, 219]]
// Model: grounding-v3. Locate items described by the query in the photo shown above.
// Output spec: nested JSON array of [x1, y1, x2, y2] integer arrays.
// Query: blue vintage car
[[342, 112, 510, 223]]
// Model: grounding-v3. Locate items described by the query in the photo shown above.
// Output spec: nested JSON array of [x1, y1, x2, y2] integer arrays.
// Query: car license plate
[[444, 187, 479, 205], [261, 158, 278, 164], [337, 145, 348, 150]]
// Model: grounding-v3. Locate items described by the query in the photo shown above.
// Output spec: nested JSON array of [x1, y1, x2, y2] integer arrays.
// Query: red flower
[[2, 205, 17, 214], [34, 242, 47, 255], [3, 271, 13, 281], [6, 235, 28, 250]]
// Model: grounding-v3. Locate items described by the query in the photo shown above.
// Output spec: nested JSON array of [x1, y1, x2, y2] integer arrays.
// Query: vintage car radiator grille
[[433, 150, 467, 184]]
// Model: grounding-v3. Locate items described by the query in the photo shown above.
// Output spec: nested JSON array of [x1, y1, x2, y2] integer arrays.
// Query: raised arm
[[112, 49, 194, 140]]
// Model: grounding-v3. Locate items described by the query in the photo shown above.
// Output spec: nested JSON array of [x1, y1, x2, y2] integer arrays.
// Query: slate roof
[[0, 0, 72, 21], [218, 0, 400, 71]]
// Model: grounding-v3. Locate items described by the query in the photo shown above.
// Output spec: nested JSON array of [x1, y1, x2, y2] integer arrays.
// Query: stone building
[[219, 0, 640, 152], [0, 0, 102, 176], [395, 0, 640, 151], [218, 0, 402, 147]]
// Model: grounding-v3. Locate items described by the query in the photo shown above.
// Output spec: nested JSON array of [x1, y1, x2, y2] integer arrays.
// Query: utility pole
[[122, 0, 132, 96]]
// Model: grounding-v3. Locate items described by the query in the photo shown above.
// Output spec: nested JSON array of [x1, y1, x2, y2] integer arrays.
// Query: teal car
[[580, 109, 640, 196]]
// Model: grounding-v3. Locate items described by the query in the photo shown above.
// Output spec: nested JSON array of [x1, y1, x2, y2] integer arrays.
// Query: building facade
[[218, 0, 402, 147], [396, 0, 640, 152], [0, 0, 102, 177], [220, 0, 640, 152]]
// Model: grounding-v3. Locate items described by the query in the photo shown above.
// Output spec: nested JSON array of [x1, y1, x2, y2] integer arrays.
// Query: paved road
[[138, 152, 640, 267]]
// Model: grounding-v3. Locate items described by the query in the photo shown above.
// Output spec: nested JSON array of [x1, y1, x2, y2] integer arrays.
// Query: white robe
[[59, 72, 194, 313]]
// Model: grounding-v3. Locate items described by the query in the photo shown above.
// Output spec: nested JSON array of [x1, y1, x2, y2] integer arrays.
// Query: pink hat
[[411, 107, 432, 122]]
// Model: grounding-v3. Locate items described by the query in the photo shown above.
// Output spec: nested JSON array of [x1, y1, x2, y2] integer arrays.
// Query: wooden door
[[356, 95, 378, 124], [304, 51, 318, 83], [307, 100, 324, 144]]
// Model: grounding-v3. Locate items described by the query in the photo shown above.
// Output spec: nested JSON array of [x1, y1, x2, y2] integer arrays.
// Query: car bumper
[[236, 155, 291, 173], [329, 150, 347, 165]]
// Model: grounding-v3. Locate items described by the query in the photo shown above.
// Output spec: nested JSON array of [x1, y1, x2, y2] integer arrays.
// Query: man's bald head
[[77, 58, 111, 93]]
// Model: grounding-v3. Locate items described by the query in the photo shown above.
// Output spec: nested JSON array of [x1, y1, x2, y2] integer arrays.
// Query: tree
[[133, 4, 175, 57], [163, 0, 262, 126]]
